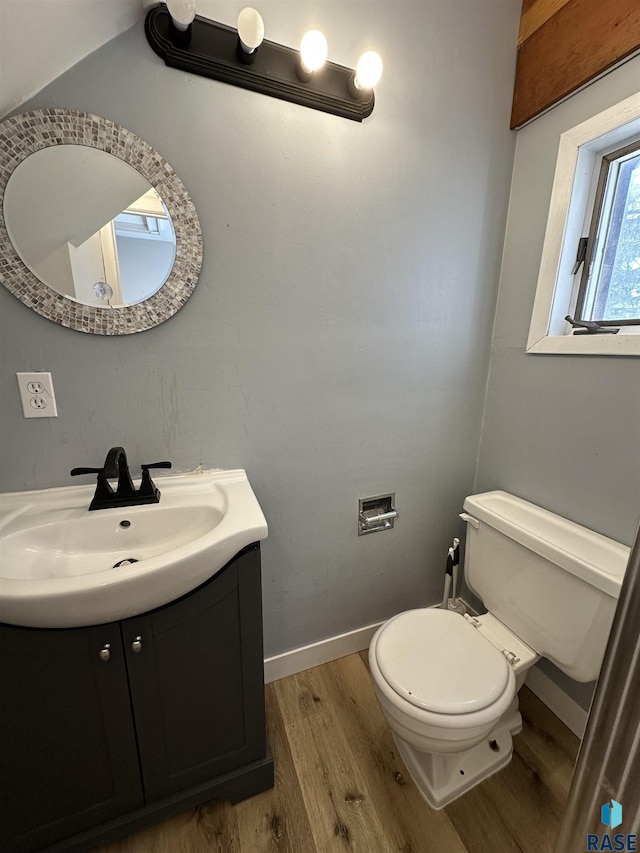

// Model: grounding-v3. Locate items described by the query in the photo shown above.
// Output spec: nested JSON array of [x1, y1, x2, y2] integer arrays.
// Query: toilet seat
[[373, 608, 512, 715]]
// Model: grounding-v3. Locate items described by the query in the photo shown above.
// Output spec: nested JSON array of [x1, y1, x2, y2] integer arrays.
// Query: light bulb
[[166, 0, 196, 31], [237, 7, 264, 54], [354, 51, 383, 90], [299, 29, 328, 74]]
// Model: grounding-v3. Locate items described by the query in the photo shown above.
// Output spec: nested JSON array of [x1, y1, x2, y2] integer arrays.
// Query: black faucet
[[104, 446, 136, 499], [71, 447, 172, 511]]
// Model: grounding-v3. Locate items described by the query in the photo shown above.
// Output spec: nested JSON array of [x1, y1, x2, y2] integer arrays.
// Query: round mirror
[[5, 146, 177, 308], [0, 110, 203, 334]]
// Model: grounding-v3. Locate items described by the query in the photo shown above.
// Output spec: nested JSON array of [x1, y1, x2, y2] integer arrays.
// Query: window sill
[[527, 330, 640, 356]]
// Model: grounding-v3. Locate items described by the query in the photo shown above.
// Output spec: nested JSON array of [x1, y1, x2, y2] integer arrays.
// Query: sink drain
[[113, 558, 139, 568]]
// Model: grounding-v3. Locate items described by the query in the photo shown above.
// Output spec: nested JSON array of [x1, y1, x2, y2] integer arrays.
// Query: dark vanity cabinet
[[0, 544, 273, 853], [0, 622, 143, 852]]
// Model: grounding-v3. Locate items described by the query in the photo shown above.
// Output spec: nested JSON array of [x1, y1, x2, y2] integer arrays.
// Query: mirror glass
[[5, 146, 176, 309], [0, 109, 203, 335]]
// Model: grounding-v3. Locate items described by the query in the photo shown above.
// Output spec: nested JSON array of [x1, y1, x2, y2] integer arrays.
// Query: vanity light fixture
[[145, 3, 381, 121]]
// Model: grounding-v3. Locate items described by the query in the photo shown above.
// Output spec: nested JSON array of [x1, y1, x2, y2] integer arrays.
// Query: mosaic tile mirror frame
[[0, 109, 203, 335]]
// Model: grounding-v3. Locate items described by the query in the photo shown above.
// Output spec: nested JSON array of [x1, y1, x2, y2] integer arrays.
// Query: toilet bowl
[[368, 490, 629, 810], [369, 607, 537, 808], [370, 609, 527, 751]]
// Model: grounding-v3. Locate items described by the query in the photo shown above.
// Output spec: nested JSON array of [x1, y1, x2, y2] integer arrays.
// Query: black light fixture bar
[[145, 6, 374, 122]]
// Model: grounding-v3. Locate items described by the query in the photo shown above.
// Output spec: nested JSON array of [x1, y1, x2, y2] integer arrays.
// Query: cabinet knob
[[131, 636, 143, 654], [99, 643, 111, 662]]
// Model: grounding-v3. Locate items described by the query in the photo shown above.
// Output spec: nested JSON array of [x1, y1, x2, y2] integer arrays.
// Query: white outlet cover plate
[[16, 372, 58, 418]]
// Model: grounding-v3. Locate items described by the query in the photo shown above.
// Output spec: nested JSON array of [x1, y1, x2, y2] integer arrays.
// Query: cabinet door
[[0, 622, 143, 853], [123, 546, 267, 802]]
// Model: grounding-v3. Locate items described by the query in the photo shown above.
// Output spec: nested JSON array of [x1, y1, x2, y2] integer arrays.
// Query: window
[[114, 212, 163, 235], [572, 141, 640, 327], [528, 92, 640, 356]]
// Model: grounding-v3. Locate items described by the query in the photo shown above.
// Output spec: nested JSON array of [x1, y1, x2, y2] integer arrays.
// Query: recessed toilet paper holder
[[358, 493, 398, 535]]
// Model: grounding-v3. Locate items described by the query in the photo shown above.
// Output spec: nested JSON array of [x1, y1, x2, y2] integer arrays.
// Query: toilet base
[[393, 704, 523, 810]]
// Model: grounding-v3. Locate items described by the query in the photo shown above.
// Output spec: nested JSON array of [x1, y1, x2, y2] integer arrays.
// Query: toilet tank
[[461, 491, 630, 683]]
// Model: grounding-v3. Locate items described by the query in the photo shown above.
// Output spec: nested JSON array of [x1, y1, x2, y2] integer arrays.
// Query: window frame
[[527, 92, 640, 356]]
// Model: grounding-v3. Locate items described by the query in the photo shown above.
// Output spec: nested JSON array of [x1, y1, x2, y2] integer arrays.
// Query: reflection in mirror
[[0, 109, 203, 335], [4, 146, 176, 308]]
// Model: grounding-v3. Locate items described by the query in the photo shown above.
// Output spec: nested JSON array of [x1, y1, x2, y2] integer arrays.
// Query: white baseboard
[[525, 665, 588, 738], [263, 620, 384, 684]]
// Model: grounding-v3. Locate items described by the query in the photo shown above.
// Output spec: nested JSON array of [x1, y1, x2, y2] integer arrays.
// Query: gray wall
[[0, 1, 519, 657], [474, 56, 640, 708]]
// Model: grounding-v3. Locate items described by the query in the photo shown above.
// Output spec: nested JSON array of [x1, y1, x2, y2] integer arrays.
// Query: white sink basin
[[0, 468, 268, 628]]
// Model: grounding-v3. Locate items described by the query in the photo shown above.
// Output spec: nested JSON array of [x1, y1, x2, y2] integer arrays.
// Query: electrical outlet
[[16, 372, 58, 418]]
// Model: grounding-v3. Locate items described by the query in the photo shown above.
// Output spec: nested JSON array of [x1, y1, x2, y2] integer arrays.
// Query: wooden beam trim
[[511, 0, 640, 128], [519, 0, 573, 45]]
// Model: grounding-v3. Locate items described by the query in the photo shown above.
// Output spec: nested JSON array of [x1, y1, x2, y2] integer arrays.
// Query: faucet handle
[[70, 465, 115, 507], [138, 461, 171, 501], [140, 461, 172, 471]]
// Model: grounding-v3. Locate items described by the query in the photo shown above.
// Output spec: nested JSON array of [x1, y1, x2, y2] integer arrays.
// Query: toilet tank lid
[[463, 491, 630, 599]]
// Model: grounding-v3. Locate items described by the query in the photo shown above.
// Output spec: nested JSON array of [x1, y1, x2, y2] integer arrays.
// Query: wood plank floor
[[94, 651, 579, 853]]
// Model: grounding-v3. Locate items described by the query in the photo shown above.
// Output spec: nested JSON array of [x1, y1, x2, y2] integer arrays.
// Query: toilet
[[369, 490, 629, 809]]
